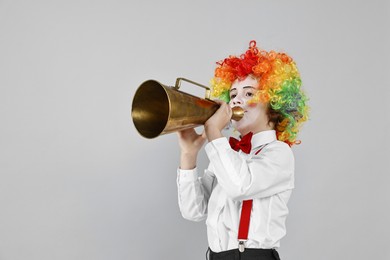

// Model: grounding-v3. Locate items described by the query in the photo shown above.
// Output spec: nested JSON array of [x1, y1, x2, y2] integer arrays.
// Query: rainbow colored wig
[[210, 41, 309, 146]]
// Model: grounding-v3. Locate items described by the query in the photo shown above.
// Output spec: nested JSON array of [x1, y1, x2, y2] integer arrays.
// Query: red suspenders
[[237, 145, 266, 252]]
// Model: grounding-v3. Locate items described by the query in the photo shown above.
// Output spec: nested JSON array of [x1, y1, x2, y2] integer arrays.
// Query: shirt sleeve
[[205, 137, 294, 201], [176, 167, 215, 222]]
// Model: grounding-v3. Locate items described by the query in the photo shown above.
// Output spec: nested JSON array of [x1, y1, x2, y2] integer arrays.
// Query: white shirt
[[177, 130, 295, 252]]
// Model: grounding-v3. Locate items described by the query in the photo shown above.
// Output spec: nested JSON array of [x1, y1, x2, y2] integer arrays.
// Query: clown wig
[[210, 41, 309, 146]]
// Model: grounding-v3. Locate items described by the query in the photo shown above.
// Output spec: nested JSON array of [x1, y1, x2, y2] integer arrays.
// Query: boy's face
[[229, 76, 271, 135]]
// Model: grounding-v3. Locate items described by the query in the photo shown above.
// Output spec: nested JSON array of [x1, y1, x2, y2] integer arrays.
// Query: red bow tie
[[229, 132, 253, 154]]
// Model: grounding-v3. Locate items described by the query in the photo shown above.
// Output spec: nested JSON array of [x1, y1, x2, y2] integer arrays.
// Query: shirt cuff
[[177, 167, 199, 182]]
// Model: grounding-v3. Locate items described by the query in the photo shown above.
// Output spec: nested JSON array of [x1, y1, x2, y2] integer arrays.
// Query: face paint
[[229, 76, 271, 135]]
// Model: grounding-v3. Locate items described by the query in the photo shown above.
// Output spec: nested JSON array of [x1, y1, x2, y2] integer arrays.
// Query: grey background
[[1, 0, 389, 259]]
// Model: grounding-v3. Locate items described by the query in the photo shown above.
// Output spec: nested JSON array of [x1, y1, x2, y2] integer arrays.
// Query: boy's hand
[[177, 128, 206, 155], [177, 128, 206, 170], [204, 100, 232, 141]]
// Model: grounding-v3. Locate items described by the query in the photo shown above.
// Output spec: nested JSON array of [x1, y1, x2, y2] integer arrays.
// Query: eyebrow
[[230, 86, 255, 92]]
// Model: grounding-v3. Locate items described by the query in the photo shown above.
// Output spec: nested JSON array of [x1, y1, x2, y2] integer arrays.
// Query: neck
[[240, 124, 274, 136]]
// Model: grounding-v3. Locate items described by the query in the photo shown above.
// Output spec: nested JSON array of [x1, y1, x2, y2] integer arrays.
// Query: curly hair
[[210, 41, 309, 146]]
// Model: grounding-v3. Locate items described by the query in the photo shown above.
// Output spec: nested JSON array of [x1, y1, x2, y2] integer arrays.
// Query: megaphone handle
[[174, 77, 212, 99]]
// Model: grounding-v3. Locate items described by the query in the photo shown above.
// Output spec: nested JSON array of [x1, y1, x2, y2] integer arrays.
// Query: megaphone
[[131, 78, 244, 139]]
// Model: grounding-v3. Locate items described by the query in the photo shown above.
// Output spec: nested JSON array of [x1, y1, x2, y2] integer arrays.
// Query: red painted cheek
[[247, 102, 257, 107]]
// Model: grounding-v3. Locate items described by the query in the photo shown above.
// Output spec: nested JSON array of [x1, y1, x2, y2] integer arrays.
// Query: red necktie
[[229, 132, 253, 154]]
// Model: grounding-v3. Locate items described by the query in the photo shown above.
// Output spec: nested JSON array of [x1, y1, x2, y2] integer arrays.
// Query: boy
[[177, 41, 308, 260]]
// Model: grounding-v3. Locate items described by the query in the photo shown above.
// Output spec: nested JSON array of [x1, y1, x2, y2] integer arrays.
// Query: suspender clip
[[238, 240, 246, 252]]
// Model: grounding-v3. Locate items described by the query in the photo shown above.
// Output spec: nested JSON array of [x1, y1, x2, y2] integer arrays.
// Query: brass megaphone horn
[[131, 78, 244, 139]]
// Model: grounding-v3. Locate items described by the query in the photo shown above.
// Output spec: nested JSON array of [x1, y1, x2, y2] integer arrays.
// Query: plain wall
[[1, 0, 389, 259]]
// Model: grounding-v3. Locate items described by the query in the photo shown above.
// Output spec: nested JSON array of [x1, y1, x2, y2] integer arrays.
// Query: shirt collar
[[251, 130, 277, 149]]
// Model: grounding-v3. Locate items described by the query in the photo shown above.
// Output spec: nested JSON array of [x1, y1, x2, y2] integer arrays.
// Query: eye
[[230, 94, 237, 99], [246, 92, 254, 97]]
